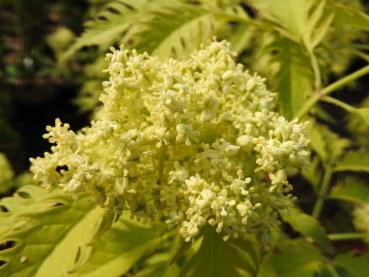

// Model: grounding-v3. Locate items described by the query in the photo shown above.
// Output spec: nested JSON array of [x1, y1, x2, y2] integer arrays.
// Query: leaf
[[136, 4, 216, 59], [335, 148, 369, 173], [355, 108, 369, 126], [308, 121, 351, 165], [302, 155, 322, 193], [62, 0, 242, 61], [0, 185, 107, 276], [134, 252, 180, 277], [280, 208, 331, 249], [249, 0, 333, 51], [334, 252, 369, 277], [180, 227, 259, 277], [332, 2, 369, 32], [62, 0, 153, 61], [228, 24, 255, 54], [272, 39, 314, 118], [72, 214, 165, 277], [257, 240, 325, 277], [329, 176, 369, 204]]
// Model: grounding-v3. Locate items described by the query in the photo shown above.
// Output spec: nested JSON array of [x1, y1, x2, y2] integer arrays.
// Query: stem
[[321, 96, 356, 113], [296, 65, 369, 119], [312, 166, 333, 218], [328, 232, 365, 241], [309, 51, 322, 91], [327, 265, 340, 277], [322, 65, 369, 95]]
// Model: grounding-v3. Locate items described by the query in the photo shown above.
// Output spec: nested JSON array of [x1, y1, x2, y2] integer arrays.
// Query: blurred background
[[0, 0, 96, 174]]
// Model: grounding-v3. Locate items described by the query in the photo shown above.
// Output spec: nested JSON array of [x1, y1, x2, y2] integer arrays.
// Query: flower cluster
[[353, 204, 369, 243], [31, 41, 309, 241], [0, 153, 14, 192]]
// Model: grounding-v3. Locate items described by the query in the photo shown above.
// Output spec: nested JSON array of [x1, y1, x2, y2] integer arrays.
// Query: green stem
[[296, 65, 369, 119], [328, 232, 365, 241], [327, 265, 340, 277], [309, 51, 322, 91], [321, 96, 356, 113], [312, 166, 333, 218]]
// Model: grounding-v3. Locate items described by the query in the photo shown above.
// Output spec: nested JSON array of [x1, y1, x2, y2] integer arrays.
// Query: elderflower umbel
[[30, 41, 309, 241]]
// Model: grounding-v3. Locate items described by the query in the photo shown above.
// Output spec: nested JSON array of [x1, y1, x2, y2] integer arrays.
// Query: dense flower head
[[30, 40, 309, 241]]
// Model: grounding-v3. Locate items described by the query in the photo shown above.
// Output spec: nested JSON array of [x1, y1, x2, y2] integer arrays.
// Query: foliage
[[2, 0, 369, 276]]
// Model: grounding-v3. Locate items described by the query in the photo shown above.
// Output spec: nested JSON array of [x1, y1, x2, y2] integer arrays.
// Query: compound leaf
[[257, 240, 325, 277], [280, 208, 331, 249], [335, 252, 369, 277], [72, 214, 165, 277], [0, 185, 107, 277], [335, 147, 369, 173], [272, 39, 314, 118], [180, 227, 259, 277], [330, 176, 369, 204]]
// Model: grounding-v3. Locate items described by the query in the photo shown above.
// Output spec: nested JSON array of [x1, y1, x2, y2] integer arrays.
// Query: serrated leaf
[[308, 121, 351, 165], [249, 0, 333, 52], [307, 121, 328, 162], [72, 214, 164, 277], [62, 0, 153, 61], [332, 2, 369, 32], [335, 252, 369, 277], [134, 252, 180, 277], [137, 4, 216, 59], [272, 39, 314, 118], [257, 240, 325, 277], [0, 185, 107, 276], [228, 24, 255, 54], [62, 0, 242, 61], [302, 156, 322, 192], [180, 227, 259, 277], [280, 208, 331, 249], [330, 177, 369, 204], [335, 148, 369, 173], [355, 108, 369, 126]]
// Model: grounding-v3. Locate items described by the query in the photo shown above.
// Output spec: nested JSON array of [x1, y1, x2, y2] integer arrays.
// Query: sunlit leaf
[[302, 156, 322, 192], [280, 208, 331, 249], [72, 214, 165, 277], [332, 2, 369, 32], [355, 108, 369, 126], [335, 148, 369, 173], [335, 252, 369, 277], [308, 121, 351, 165], [0, 185, 107, 276], [330, 176, 369, 204], [136, 4, 216, 59], [257, 240, 325, 277], [249, 0, 333, 52], [180, 227, 259, 277], [272, 39, 314, 118], [134, 252, 180, 277]]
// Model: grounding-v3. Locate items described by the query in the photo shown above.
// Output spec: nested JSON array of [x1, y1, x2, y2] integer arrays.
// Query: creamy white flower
[[30, 40, 309, 241]]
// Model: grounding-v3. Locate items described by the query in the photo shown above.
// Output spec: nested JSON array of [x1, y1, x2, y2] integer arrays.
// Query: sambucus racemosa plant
[[2, 1, 369, 276]]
